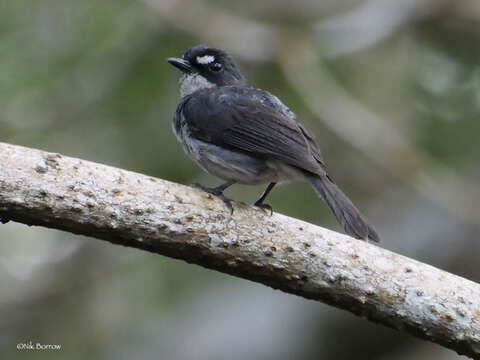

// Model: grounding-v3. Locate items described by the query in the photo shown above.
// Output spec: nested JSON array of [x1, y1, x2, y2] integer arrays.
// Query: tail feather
[[307, 174, 380, 242]]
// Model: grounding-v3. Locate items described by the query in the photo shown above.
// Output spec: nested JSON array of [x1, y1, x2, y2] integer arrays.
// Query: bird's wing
[[181, 86, 326, 175], [251, 90, 325, 165]]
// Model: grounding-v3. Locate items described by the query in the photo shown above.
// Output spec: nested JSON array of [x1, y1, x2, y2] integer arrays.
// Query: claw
[[191, 182, 235, 214], [254, 201, 273, 216], [253, 182, 276, 216], [217, 194, 234, 214]]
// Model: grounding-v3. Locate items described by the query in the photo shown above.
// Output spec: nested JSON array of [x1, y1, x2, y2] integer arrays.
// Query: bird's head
[[168, 45, 245, 96]]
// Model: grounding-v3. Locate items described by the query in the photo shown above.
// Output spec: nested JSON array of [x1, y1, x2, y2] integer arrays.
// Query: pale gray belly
[[179, 132, 301, 184]]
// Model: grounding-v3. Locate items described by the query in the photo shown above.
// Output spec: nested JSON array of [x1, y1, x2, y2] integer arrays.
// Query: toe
[[254, 203, 273, 216], [219, 196, 234, 214]]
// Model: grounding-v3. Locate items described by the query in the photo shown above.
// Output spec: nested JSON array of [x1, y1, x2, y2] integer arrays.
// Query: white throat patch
[[196, 55, 215, 65], [179, 73, 215, 97]]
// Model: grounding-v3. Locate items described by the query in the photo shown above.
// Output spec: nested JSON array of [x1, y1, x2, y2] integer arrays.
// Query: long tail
[[306, 174, 380, 242]]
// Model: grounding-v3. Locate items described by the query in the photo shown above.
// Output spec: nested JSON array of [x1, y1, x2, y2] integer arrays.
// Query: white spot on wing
[[196, 55, 215, 64]]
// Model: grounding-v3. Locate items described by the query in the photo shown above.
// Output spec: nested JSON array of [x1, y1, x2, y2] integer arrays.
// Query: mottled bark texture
[[0, 142, 479, 358]]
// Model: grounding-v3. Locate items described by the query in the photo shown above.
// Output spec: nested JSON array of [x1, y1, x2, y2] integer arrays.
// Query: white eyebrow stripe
[[196, 55, 215, 64]]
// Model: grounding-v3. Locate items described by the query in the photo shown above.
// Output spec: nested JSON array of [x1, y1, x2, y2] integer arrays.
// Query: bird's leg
[[254, 182, 276, 215], [191, 180, 236, 214]]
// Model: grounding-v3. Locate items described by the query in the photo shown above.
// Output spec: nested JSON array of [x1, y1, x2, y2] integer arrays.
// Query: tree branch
[[0, 142, 479, 358]]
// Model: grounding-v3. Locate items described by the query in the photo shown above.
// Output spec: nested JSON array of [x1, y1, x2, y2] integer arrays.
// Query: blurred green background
[[1, 0, 480, 359]]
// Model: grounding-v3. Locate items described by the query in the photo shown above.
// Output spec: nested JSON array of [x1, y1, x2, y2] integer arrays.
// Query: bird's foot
[[254, 200, 273, 216], [191, 183, 234, 214]]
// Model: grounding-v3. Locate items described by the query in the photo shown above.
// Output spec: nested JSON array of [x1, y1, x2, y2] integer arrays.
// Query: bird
[[167, 45, 380, 242]]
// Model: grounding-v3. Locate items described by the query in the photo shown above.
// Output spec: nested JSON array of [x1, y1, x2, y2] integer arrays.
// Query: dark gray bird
[[168, 45, 379, 242]]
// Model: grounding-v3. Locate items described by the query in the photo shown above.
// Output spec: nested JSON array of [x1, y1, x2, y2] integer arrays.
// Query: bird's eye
[[210, 62, 222, 72]]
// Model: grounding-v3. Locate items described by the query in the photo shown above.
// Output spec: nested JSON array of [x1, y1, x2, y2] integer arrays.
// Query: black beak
[[167, 57, 193, 73]]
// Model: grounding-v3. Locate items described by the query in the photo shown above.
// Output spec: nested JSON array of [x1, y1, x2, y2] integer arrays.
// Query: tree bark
[[0, 142, 479, 358]]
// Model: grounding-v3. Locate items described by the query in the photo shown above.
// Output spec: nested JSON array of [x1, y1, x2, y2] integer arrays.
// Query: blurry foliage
[[414, 22, 480, 167]]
